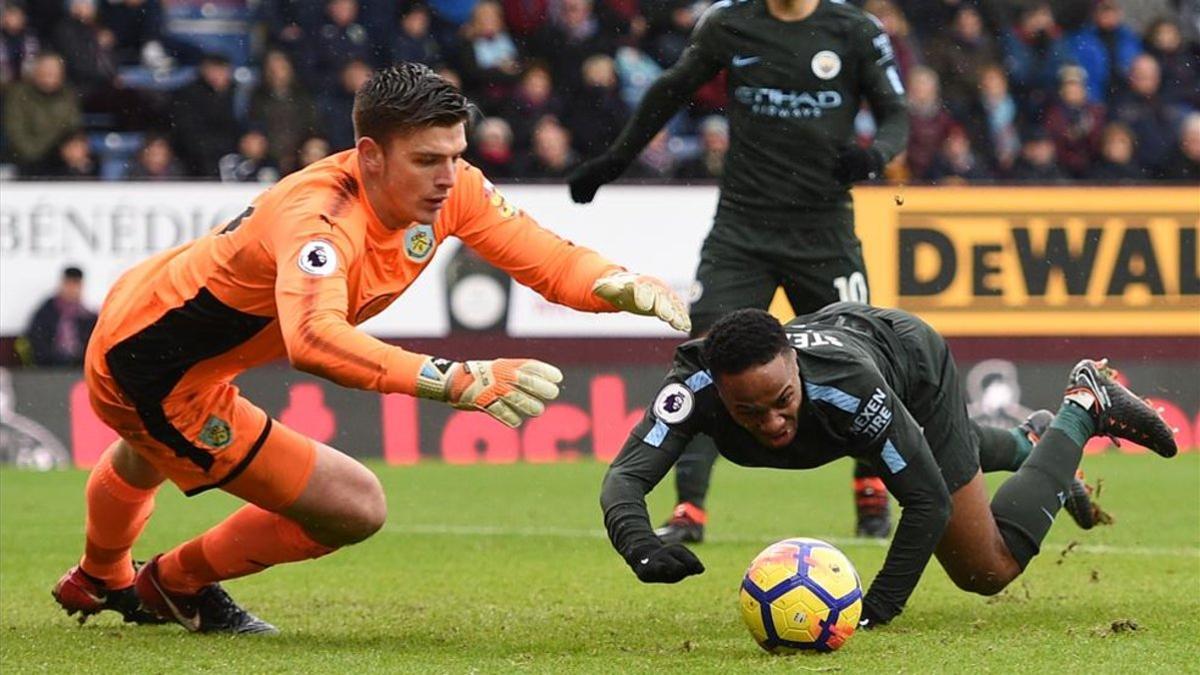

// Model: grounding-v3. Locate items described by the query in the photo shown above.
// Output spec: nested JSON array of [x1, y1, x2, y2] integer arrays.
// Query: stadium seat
[[117, 66, 199, 92], [88, 132, 146, 181], [162, 0, 254, 67]]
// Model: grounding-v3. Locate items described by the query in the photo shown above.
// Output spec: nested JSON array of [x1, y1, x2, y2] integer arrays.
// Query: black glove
[[858, 598, 894, 629], [628, 544, 706, 583], [567, 154, 629, 204], [833, 145, 885, 184]]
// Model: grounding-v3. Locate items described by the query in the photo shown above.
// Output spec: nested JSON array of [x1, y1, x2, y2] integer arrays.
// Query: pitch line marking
[[383, 523, 1200, 558]]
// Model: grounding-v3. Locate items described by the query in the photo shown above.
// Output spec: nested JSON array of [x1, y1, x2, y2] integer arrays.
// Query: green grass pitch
[[3, 453, 1198, 673]]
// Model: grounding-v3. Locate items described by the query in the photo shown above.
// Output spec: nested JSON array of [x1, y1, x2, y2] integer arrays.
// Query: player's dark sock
[[1005, 427, 1034, 466], [674, 435, 720, 509], [976, 424, 1024, 472], [990, 403, 1094, 569], [1049, 400, 1096, 447], [977, 410, 1053, 472]]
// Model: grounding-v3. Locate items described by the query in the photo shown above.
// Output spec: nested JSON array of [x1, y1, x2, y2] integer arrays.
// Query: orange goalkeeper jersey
[[89, 150, 618, 401]]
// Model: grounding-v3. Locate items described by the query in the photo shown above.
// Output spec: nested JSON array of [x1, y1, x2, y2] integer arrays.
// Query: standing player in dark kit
[[600, 306, 1177, 627], [568, 0, 910, 541]]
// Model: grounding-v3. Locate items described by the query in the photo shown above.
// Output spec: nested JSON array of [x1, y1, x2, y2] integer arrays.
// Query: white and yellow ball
[[739, 538, 862, 654]]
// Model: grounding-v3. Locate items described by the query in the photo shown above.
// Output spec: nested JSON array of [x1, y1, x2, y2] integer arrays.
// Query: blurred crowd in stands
[[0, 0, 1196, 183]]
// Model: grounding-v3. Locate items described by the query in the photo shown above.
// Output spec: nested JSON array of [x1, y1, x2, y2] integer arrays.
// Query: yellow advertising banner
[[851, 186, 1200, 336]]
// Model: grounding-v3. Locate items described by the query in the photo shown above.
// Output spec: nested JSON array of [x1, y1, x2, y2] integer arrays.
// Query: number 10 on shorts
[[833, 272, 868, 303]]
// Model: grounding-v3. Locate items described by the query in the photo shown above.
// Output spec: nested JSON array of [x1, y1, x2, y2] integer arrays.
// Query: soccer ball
[[739, 538, 863, 654]]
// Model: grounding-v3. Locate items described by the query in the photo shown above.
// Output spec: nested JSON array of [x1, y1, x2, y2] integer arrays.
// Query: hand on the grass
[[566, 153, 628, 204], [630, 544, 705, 583], [592, 270, 691, 333], [424, 358, 564, 428], [858, 601, 892, 630]]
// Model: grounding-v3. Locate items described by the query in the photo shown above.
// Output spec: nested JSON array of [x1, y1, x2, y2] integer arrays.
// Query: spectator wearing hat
[[1002, 1, 1071, 120], [1043, 64, 1107, 178], [23, 266, 97, 367], [1066, 0, 1143, 104]]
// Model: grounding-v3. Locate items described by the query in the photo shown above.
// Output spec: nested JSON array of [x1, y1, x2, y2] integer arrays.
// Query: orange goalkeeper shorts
[[84, 345, 316, 511]]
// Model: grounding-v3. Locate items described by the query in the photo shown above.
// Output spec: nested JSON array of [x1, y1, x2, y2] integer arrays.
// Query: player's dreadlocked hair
[[702, 309, 790, 377], [353, 62, 472, 142]]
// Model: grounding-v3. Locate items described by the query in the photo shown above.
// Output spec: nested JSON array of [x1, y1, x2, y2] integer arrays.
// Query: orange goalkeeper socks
[[80, 448, 158, 589], [156, 505, 335, 595]]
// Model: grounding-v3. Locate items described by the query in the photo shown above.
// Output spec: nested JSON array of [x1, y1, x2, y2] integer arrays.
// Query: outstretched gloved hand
[[593, 270, 691, 333]]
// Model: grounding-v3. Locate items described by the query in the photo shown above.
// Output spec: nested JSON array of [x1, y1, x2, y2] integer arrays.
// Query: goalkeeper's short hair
[[353, 62, 471, 144]]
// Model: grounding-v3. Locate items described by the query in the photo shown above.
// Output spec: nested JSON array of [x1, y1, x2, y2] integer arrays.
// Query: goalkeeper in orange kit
[[51, 63, 689, 634]]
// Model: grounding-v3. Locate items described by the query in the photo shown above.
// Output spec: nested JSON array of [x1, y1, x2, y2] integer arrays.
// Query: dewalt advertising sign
[[855, 187, 1200, 335]]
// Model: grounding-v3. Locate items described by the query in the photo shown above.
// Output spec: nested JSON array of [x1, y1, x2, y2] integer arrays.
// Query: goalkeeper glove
[[592, 270, 691, 333], [567, 153, 629, 204], [628, 544, 706, 584], [416, 357, 563, 428], [833, 144, 885, 183]]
